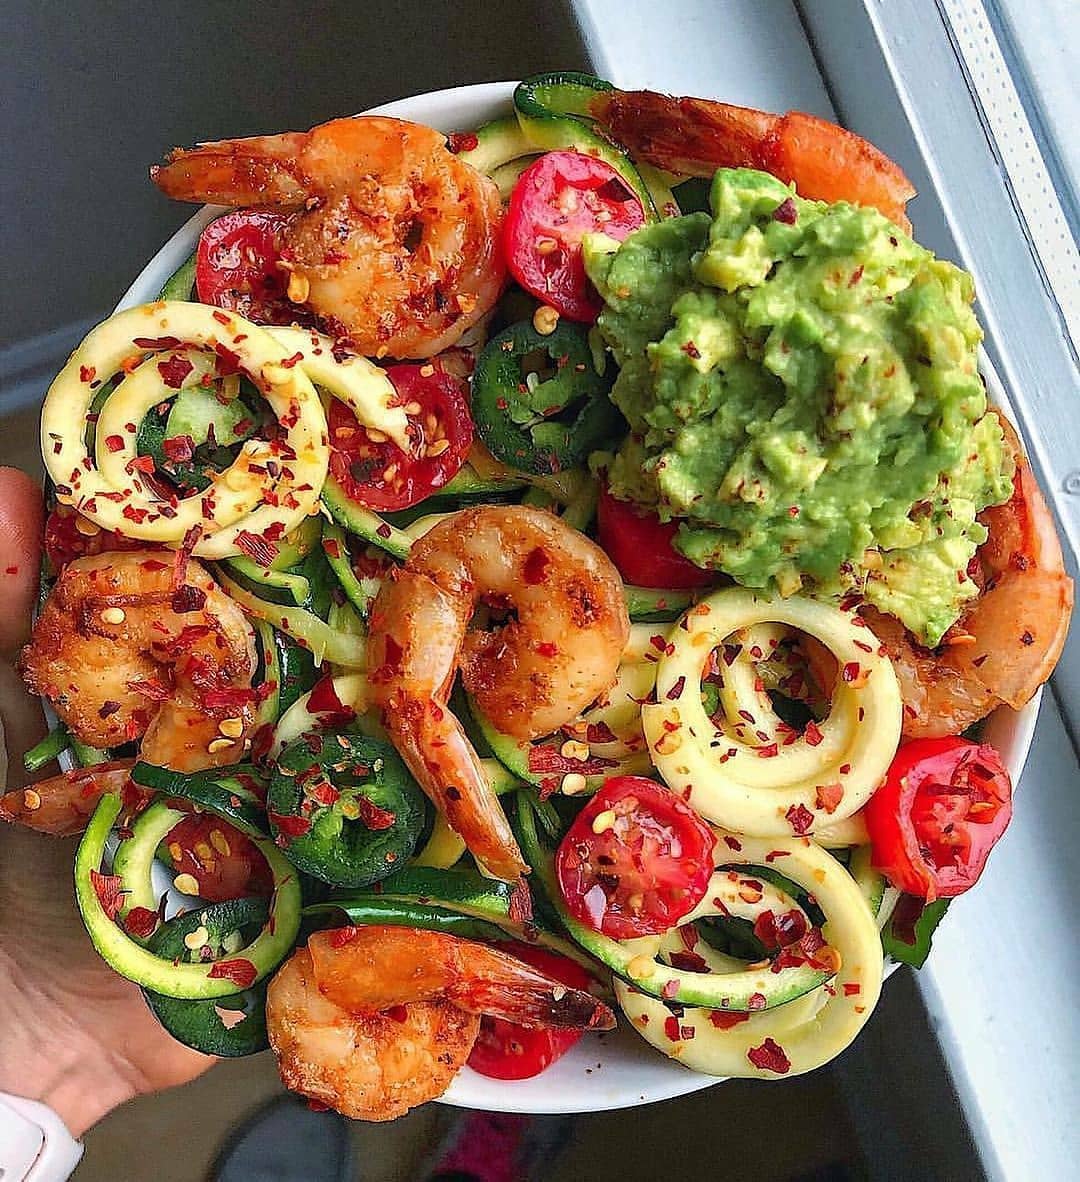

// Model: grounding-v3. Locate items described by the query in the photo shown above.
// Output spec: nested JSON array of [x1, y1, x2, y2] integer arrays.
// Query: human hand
[[0, 468, 215, 1138]]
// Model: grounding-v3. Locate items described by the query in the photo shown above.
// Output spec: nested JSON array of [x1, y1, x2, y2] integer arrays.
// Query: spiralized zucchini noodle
[[615, 833, 884, 1077], [643, 589, 903, 837]]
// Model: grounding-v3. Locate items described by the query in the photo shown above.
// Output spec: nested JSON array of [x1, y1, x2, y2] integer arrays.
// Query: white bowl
[[113, 81, 1041, 1114]]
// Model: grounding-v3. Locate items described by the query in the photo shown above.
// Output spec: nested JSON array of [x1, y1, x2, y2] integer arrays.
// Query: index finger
[[0, 468, 44, 658]]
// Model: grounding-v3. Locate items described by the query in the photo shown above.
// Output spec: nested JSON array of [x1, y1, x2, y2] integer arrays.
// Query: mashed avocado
[[584, 168, 1014, 645]]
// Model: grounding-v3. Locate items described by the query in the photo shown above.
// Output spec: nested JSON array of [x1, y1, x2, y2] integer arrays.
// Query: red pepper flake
[[105, 434, 125, 453], [328, 926, 359, 948], [98, 699, 122, 718], [322, 537, 342, 560], [709, 1009, 750, 1029], [747, 1037, 791, 1074], [668, 951, 709, 973], [772, 197, 798, 224], [723, 835, 742, 851], [756, 742, 779, 759], [269, 811, 312, 838], [803, 720, 824, 747], [535, 641, 559, 658], [527, 746, 615, 777], [202, 685, 257, 713], [214, 342, 243, 376], [586, 721, 617, 745], [354, 795, 396, 831], [307, 676, 356, 726], [765, 849, 789, 863], [847, 264, 865, 287], [133, 335, 182, 350], [171, 584, 209, 614], [385, 1004, 409, 1023], [785, 803, 815, 835], [663, 1015, 681, 1042], [122, 505, 150, 525], [747, 992, 767, 1011], [163, 434, 195, 463], [90, 870, 126, 920], [841, 662, 861, 683], [843, 982, 861, 996], [447, 131, 479, 154], [235, 530, 280, 569], [207, 958, 258, 989], [123, 906, 159, 938], [158, 354, 194, 389], [815, 783, 844, 814], [128, 678, 172, 702], [753, 908, 808, 951], [279, 351, 304, 369], [522, 546, 551, 585]]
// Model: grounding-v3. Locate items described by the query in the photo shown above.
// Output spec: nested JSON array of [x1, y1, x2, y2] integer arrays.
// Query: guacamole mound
[[584, 168, 1014, 646]]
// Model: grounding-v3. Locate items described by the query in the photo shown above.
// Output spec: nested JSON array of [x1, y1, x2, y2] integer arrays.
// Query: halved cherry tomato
[[865, 737, 1013, 901], [44, 505, 145, 572], [163, 814, 273, 903], [555, 776, 716, 939], [467, 943, 594, 1080], [596, 484, 713, 589], [504, 151, 646, 323], [195, 209, 298, 325], [327, 363, 473, 511]]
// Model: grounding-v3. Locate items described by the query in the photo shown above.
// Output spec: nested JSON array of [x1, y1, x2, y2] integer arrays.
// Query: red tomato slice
[[44, 505, 146, 572], [555, 776, 716, 939], [164, 814, 273, 904], [327, 363, 473, 511], [467, 943, 594, 1080], [596, 484, 714, 589], [865, 737, 1013, 901], [504, 151, 646, 323], [195, 210, 299, 326]]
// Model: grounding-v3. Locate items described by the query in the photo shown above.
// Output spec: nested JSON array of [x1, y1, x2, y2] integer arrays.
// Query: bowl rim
[[101, 79, 1041, 1114]]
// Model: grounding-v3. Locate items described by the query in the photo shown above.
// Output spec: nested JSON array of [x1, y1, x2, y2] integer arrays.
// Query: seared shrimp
[[865, 417, 1073, 737], [21, 551, 257, 771], [0, 760, 140, 837], [590, 89, 915, 231], [367, 505, 629, 880], [266, 946, 479, 1122], [308, 926, 613, 1029], [266, 927, 613, 1121], [151, 116, 505, 359]]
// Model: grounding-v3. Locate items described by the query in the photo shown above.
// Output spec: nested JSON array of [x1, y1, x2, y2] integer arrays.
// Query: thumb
[[0, 468, 44, 659]]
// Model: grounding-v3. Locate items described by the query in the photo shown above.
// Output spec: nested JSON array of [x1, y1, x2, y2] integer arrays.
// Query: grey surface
[[0, 0, 587, 350]]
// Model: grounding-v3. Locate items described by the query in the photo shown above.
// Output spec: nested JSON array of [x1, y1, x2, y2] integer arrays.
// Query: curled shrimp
[[864, 416, 1073, 737], [0, 760, 143, 837], [367, 505, 629, 881], [266, 926, 614, 1121], [590, 89, 916, 231], [266, 946, 479, 1122], [20, 551, 257, 771], [151, 116, 505, 359]]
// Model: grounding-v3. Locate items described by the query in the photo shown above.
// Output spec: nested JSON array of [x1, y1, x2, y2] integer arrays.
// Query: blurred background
[[2, 3, 1076, 1180]]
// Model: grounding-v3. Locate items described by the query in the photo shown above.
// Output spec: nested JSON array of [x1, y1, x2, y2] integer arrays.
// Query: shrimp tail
[[309, 927, 615, 1030], [151, 134, 310, 206], [0, 760, 139, 837], [451, 946, 615, 1030], [591, 88, 915, 231]]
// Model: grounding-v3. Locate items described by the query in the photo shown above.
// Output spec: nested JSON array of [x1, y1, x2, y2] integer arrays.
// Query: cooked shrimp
[[590, 89, 915, 232], [367, 505, 629, 880], [308, 926, 614, 1030], [864, 417, 1073, 737], [151, 116, 505, 359], [20, 551, 257, 771], [0, 760, 140, 837], [266, 946, 479, 1122]]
